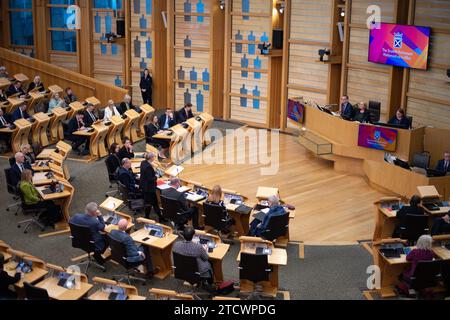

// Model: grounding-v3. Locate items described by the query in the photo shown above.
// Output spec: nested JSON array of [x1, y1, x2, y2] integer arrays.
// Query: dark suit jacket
[[109, 230, 143, 263], [353, 110, 371, 123], [139, 75, 152, 94], [106, 154, 121, 175], [176, 108, 194, 124], [140, 160, 157, 193], [388, 116, 410, 128], [83, 110, 98, 127], [435, 159, 450, 173], [10, 162, 33, 188], [12, 108, 30, 121], [69, 213, 106, 252], [118, 167, 138, 192], [0, 113, 12, 128], [396, 205, 424, 228], [158, 114, 176, 129], [27, 82, 45, 93], [118, 102, 134, 115], [341, 103, 354, 119], [144, 123, 159, 138], [0, 270, 20, 299], [67, 117, 83, 135], [0, 93, 7, 102], [6, 85, 25, 97], [117, 146, 134, 161], [161, 187, 189, 212]]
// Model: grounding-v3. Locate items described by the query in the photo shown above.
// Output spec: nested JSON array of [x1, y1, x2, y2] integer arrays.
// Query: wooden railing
[[0, 48, 128, 104]]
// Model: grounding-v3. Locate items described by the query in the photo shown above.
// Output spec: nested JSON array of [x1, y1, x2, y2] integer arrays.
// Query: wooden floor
[[180, 130, 387, 244]]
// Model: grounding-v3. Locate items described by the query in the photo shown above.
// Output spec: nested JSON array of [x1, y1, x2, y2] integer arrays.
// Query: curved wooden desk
[[48, 107, 68, 143], [107, 115, 125, 147], [170, 124, 189, 163], [123, 109, 140, 143], [137, 104, 155, 138], [31, 112, 50, 147], [198, 112, 214, 146], [92, 122, 109, 158], [28, 91, 45, 114], [11, 118, 32, 153], [186, 117, 203, 154], [68, 101, 86, 119]]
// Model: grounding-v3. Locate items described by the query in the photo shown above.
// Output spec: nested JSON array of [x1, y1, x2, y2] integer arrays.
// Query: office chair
[[69, 222, 106, 273], [400, 214, 429, 245], [260, 213, 289, 243], [409, 260, 442, 298], [412, 152, 430, 169], [104, 158, 119, 197], [16, 189, 46, 234], [23, 282, 50, 300], [117, 181, 145, 215], [368, 100, 381, 123], [160, 195, 188, 231], [108, 236, 147, 285], [8, 156, 15, 167], [238, 252, 272, 300], [4, 168, 21, 214], [172, 251, 206, 299], [407, 116, 413, 129], [203, 202, 234, 243]]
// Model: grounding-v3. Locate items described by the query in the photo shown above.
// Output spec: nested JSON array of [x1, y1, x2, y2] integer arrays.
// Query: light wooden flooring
[[180, 130, 387, 244]]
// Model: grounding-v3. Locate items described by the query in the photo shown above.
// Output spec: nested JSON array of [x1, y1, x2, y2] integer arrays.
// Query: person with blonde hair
[[48, 92, 65, 113], [205, 185, 235, 233], [103, 99, 121, 123]]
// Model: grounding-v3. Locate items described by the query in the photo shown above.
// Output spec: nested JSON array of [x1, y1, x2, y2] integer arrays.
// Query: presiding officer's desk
[[88, 277, 146, 300], [130, 218, 178, 280], [237, 236, 287, 297]]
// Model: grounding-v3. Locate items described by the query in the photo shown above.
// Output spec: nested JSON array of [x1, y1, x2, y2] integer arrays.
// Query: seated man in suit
[[10, 152, 32, 187], [0, 253, 21, 300], [118, 137, 135, 160], [161, 178, 200, 229], [176, 103, 194, 124], [27, 75, 45, 93], [0, 108, 12, 146], [118, 158, 140, 194], [158, 108, 176, 130], [340, 95, 354, 120], [12, 103, 31, 122], [392, 195, 424, 238], [249, 195, 287, 237], [6, 81, 25, 97], [83, 103, 98, 127], [66, 111, 89, 155], [109, 219, 159, 278], [69, 202, 108, 265], [172, 226, 214, 288], [435, 151, 450, 174], [64, 87, 77, 105], [118, 94, 134, 115], [388, 108, 411, 128]]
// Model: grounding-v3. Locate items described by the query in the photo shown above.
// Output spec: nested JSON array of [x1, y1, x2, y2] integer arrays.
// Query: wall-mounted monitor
[[358, 124, 398, 152], [368, 23, 430, 70]]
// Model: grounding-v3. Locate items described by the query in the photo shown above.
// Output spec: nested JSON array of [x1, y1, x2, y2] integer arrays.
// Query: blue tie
[[164, 116, 169, 129]]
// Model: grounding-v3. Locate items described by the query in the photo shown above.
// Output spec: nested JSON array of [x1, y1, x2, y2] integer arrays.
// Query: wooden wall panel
[[289, 0, 333, 42], [49, 53, 79, 72], [350, 0, 396, 24]]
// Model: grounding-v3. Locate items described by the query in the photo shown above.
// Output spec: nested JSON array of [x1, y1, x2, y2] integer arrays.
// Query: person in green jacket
[[19, 169, 61, 227]]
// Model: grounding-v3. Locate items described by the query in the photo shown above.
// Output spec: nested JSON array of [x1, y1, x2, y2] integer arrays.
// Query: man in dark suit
[[0, 88, 7, 102], [140, 153, 163, 221], [0, 108, 12, 145], [11, 104, 30, 122], [176, 103, 194, 124], [435, 151, 450, 174], [27, 76, 45, 93], [118, 158, 140, 193], [109, 219, 158, 278], [66, 111, 89, 155], [83, 103, 98, 127], [118, 94, 134, 115], [158, 108, 176, 130], [340, 95, 354, 120], [6, 81, 25, 97], [117, 138, 135, 160], [10, 152, 33, 187], [69, 202, 108, 265], [161, 178, 199, 229]]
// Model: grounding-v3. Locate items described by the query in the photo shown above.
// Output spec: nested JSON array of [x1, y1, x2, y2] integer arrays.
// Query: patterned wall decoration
[[173, 0, 212, 114]]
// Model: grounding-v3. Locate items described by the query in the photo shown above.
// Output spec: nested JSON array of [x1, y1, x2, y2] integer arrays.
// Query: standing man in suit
[[10, 152, 32, 187], [139, 68, 152, 105], [119, 94, 134, 115], [118, 137, 135, 160], [161, 178, 200, 229], [11, 104, 30, 121], [176, 103, 194, 124], [140, 153, 163, 221], [118, 158, 140, 193], [69, 202, 108, 266], [158, 108, 176, 130], [66, 111, 89, 155], [83, 103, 98, 127], [27, 75, 45, 93], [435, 151, 450, 174], [6, 81, 25, 97], [109, 219, 159, 278], [340, 95, 354, 120]]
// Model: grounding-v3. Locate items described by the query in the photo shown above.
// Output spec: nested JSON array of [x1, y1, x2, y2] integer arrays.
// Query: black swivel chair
[[160, 195, 188, 231], [104, 158, 119, 197], [16, 188, 46, 234], [407, 116, 413, 129], [410, 260, 442, 298], [203, 202, 234, 243], [4, 168, 21, 214], [117, 181, 145, 215], [172, 251, 207, 299], [412, 152, 430, 169], [368, 100, 381, 123], [260, 213, 290, 243], [23, 282, 50, 300], [238, 252, 272, 299], [108, 236, 146, 285], [69, 222, 106, 273], [400, 214, 429, 245]]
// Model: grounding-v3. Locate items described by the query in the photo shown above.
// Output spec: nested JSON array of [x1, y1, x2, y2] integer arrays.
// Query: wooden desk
[[89, 277, 146, 300], [28, 91, 45, 114], [48, 85, 63, 96], [7, 96, 25, 114], [137, 104, 154, 138], [11, 118, 32, 153], [198, 112, 214, 146], [32, 172, 53, 186], [100, 197, 124, 212], [68, 101, 86, 119], [373, 197, 403, 242], [432, 246, 450, 260], [13, 73, 29, 84], [4, 253, 48, 290], [73, 127, 96, 160], [256, 187, 280, 200], [0, 77, 10, 90], [36, 276, 93, 300], [0, 242, 12, 261], [85, 96, 101, 108], [170, 124, 190, 163], [237, 236, 287, 297], [31, 112, 50, 147], [123, 109, 141, 143], [103, 211, 134, 233], [131, 218, 178, 279], [48, 107, 68, 142], [185, 117, 203, 154], [92, 121, 109, 158], [149, 288, 194, 300], [107, 115, 125, 147]]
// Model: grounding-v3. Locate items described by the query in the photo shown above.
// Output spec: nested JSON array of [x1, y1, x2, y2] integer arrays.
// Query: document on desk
[[165, 165, 184, 177], [185, 192, 204, 202], [177, 186, 190, 193]]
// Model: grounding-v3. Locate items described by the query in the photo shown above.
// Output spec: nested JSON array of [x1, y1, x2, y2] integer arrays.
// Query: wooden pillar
[[34, 0, 48, 62], [153, 0, 168, 109], [210, 0, 225, 118], [279, 0, 291, 130], [79, 0, 93, 76], [166, 0, 175, 109], [327, 0, 343, 106]]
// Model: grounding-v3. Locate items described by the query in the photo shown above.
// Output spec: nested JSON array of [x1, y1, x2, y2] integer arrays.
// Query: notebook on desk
[[41, 188, 54, 195]]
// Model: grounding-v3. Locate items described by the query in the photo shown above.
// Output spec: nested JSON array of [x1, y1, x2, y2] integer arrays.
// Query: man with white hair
[[109, 219, 159, 278], [249, 195, 287, 237], [69, 202, 108, 265], [118, 158, 140, 193], [10, 152, 32, 187], [0, 66, 9, 78], [27, 75, 45, 93], [119, 94, 134, 115]]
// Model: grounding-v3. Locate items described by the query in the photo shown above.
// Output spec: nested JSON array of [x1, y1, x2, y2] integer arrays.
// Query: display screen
[[287, 99, 305, 124], [358, 124, 398, 152], [368, 23, 430, 70]]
